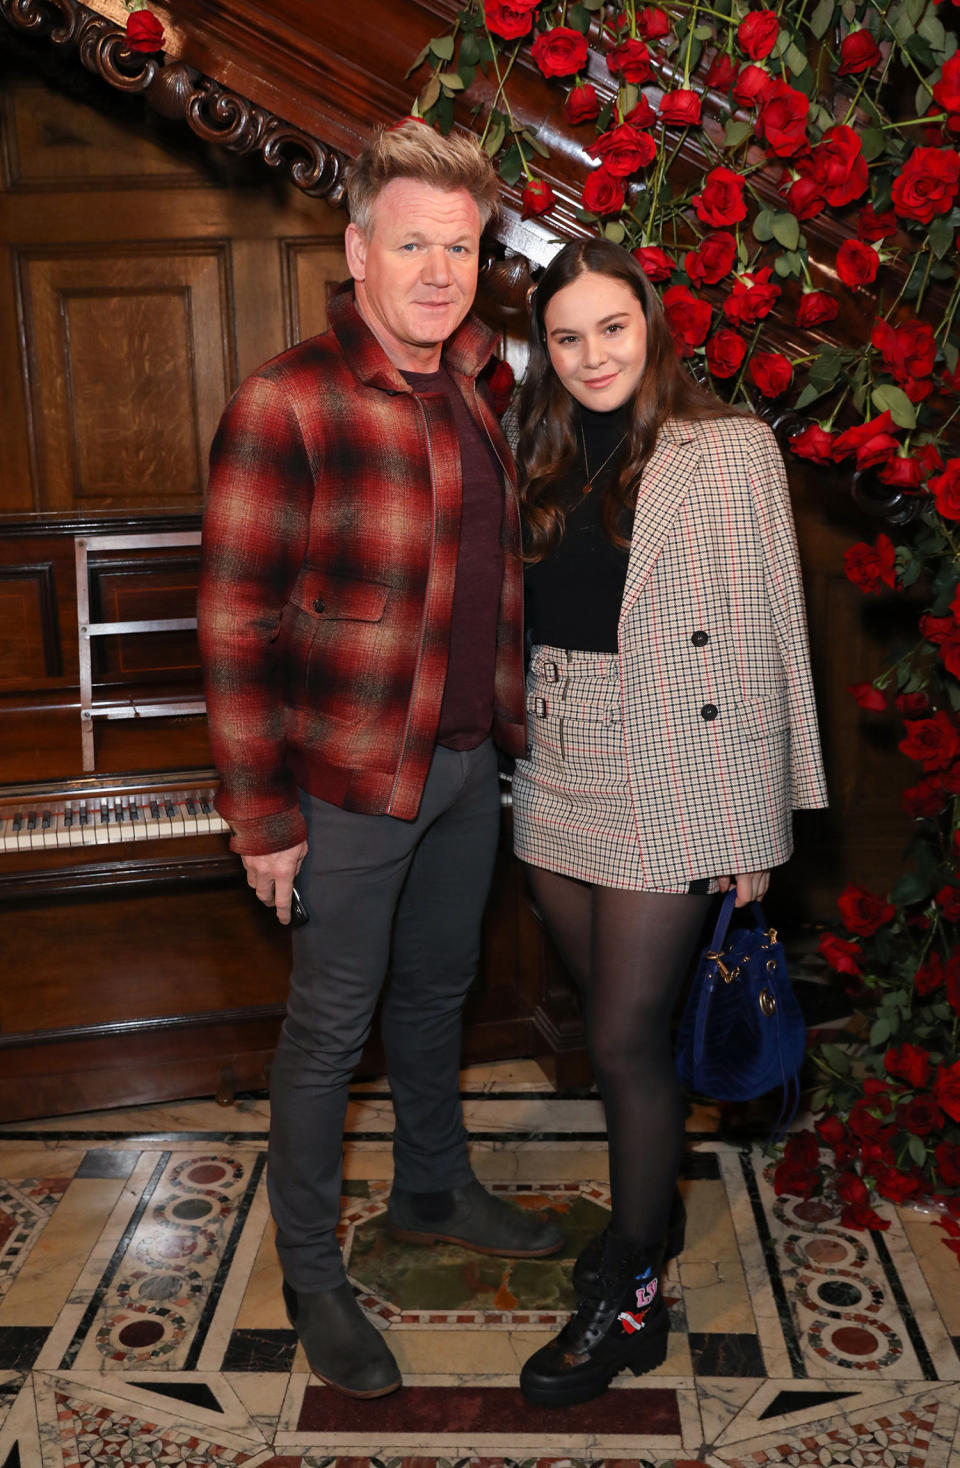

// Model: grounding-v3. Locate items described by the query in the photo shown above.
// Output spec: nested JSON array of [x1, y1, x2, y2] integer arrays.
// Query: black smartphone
[[290, 885, 309, 927]]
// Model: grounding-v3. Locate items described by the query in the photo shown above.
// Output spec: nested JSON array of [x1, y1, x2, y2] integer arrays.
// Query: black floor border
[[183, 1151, 267, 1371], [871, 1226, 939, 1381], [738, 1148, 806, 1378], [58, 1151, 171, 1371]]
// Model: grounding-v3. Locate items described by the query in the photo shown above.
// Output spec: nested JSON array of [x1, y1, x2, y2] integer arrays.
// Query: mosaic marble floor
[[1, 1060, 959, 1468]]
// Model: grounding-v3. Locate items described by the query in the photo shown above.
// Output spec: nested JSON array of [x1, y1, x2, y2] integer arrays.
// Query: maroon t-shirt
[[402, 364, 504, 749]]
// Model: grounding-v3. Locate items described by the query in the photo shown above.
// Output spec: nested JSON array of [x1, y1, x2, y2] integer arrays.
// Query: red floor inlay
[[298, 1383, 681, 1435]]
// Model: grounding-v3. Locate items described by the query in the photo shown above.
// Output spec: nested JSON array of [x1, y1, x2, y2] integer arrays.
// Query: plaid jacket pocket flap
[[736, 691, 790, 740], [288, 569, 389, 623]]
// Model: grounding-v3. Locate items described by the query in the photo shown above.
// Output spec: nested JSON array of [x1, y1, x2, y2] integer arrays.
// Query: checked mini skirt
[[511, 645, 717, 895]]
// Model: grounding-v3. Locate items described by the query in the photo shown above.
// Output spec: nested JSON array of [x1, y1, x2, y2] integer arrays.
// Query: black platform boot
[[571, 1188, 686, 1298], [519, 1232, 668, 1407]]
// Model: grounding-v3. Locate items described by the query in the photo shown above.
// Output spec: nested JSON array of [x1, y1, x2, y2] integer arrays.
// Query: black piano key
[[199, 797, 211, 813], [12, 815, 21, 831], [186, 798, 197, 815], [41, 812, 51, 829], [100, 804, 110, 823], [164, 801, 176, 818], [79, 810, 89, 825], [65, 811, 74, 827], [150, 801, 160, 818], [27, 813, 37, 830]]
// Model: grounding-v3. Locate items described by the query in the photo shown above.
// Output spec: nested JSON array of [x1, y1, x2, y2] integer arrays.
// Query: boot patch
[[618, 1309, 646, 1333], [618, 1273, 658, 1334], [634, 1275, 658, 1309]]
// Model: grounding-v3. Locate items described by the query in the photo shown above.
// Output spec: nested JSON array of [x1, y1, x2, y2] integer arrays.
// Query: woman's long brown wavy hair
[[517, 238, 736, 560]]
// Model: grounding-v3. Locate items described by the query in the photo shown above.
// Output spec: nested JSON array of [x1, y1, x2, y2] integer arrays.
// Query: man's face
[[344, 178, 483, 371]]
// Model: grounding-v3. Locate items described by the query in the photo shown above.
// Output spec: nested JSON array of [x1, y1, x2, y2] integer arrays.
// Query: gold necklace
[[580, 424, 628, 496]]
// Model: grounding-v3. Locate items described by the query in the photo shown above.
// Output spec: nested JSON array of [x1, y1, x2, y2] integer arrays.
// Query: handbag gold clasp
[[758, 986, 777, 1016], [706, 950, 732, 982]]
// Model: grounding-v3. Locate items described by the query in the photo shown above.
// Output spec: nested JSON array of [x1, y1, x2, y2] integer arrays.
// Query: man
[[198, 122, 563, 1398]]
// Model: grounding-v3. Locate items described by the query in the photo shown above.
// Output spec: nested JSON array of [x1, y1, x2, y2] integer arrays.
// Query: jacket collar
[[328, 282, 498, 392]]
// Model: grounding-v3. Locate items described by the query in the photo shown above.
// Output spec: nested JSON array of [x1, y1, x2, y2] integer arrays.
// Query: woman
[[511, 239, 827, 1408]]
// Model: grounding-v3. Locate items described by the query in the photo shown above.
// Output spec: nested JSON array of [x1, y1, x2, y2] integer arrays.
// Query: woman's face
[[543, 270, 649, 412]]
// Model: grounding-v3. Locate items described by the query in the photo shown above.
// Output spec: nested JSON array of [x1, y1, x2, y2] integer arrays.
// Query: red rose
[[685, 231, 738, 287], [784, 1129, 821, 1168], [903, 778, 946, 818], [832, 412, 896, 462], [625, 94, 658, 128], [837, 882, 896, 936], [660, 89, 702, 126], [737, 9, 779, 59], [885, 1042, 932, 1089], [898, 1096, 944, 1136], [693, 167, 748, 228], [816, 1115, 847, 1148], [125, 7, 164, 51], [878, 454, 925, 490], [812, 125, 869, 207], [484, 358, 515, 416], [589, 123, 657, 177], [581, 167, 626, 216], [633, 246, 675, 281], [841, 1201, 891, 1230], [706, 52, 740, 90], [872, 319, 936, 388], [921, 613, 956, 644], [857, 205, 898, 242], [837, 28, 882, 76], [875, 1167, 922, 1202], [818, 931, 862, 975], [897, 691, 931, 716], [934, 1059, 960, 1121], [842, 533, 897, 593], [723, 266, 781, 326], [733, 63, 773, 107], [915, 951, 945, 995], [782, 173, 825, 219], [899, 711, 960, 770], [565, 82, 601, 125], [836, 239, 880, 288], [773, 1159, 820, 1197], [835, 1170, 869, 1206], [756, 79, 810, 158], [749, 351, 793, 397], [930, 460, 960, 520], [484, 0, 535, 38], [531, 26, 590, 78], [663, 284, 713, 357], [849, 682, 887, 711], [935, 1141, 960, 1187], [795, 291, 839, 329], [637, 5, 670, 39], [948, 952, 960, 1015], [790, 424, 837, 463], [607, 38, 654, 83], [891, 146, 960, 224], [937, 884, 960, 921], [933, 54, 960, 121], [705, 329, 748, 378], [521, 177, 556, 218]]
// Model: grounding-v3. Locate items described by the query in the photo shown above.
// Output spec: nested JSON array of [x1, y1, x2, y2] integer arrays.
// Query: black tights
[[527, 865, 710, 1249]]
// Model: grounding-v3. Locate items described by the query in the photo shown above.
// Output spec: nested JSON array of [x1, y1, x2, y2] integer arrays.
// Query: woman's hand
[[717, 870, 770, 907]]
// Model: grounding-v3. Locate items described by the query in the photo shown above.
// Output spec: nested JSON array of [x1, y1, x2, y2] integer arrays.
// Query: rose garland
[[409, 0, 960, 1216]]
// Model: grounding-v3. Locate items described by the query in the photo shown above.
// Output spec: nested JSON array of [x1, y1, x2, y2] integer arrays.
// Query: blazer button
[[700, 703, 718, 721], [313, 597, 325, 613], [691, 630, 709, 647]]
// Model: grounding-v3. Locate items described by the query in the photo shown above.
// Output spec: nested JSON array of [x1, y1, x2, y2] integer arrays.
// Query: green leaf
[[774, 250, 804, 277], [919, 11, 946, 48], [694, 22, 714, 38], [916, 81, 934, 114], [483, 117, 506, 157], [908, 1133, 929, 1166], [753, 208, 775, 242], [809, 346, 843, 383], [724, 118, 755, 149], [567, 2, 591, 30], [429, 34, 456, 60], [523, 128, 551, 159], [404, 41, 431, 77], [583, 0, 606, 9], [871, 384, 917, 429], [621, 83, 640, 114], [438, 71, 465, 90], [498, 141, 525, 188], [785, 41, 808, 75], [904, 0, 932, 23], [929, 215, 955, 258], [794, 383, 830, 411], [859, 128, 886, 163], [810, 1087, 832, 1111], [603, 221, 626, 243], [821, 1043, 852, 1075], [906, 34, 936, 69], [418, 75, 441, 112], [810, 0, 836, 38], [946, 341, 960, 373], [870, 1017, 892, 1045], [459, 31, 480, 65], [772, 212, 800, 249], [900, 558, 923, 588], [889, 869, 931, 905]]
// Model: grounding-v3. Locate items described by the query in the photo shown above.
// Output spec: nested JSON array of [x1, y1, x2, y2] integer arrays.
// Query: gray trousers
[[267, 738, 500, 1291]]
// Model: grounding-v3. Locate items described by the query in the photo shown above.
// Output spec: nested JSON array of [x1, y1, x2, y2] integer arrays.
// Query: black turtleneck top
[[524, 402, 635, 654]]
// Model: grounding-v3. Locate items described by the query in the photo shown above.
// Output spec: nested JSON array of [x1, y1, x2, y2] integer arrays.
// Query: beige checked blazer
[[614, 412, 827, 887]]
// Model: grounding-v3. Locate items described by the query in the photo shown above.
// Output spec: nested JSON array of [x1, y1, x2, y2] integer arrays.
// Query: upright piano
[[0, 512, 583, 1122]]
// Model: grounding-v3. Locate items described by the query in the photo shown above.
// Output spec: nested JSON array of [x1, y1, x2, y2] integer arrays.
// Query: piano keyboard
[[0, 789, 229, 852]]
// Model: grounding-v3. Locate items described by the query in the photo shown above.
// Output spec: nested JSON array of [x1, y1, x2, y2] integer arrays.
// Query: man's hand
[[717, 870, 770, 907], [242, 842, 308, 925]]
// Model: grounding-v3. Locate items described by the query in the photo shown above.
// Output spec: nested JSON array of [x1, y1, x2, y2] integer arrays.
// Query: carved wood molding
[[0, 0, 348, 203]]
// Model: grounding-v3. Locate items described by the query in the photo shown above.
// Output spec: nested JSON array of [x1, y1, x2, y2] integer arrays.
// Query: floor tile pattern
[[0, 1059, 957, 1467]]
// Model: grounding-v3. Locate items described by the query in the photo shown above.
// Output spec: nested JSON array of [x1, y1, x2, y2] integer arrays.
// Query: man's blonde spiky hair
[[346, 121, 500, 234]]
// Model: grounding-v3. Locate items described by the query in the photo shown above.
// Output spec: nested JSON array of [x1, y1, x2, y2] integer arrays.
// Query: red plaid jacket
[[198, 286, 527, 856]]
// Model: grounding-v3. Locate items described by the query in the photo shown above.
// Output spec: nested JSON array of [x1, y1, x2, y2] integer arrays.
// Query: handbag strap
[[706, 889, 773, 954]]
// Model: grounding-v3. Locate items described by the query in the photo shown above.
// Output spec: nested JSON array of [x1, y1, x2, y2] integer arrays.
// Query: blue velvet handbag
[[675, 889, 806, 1134]]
